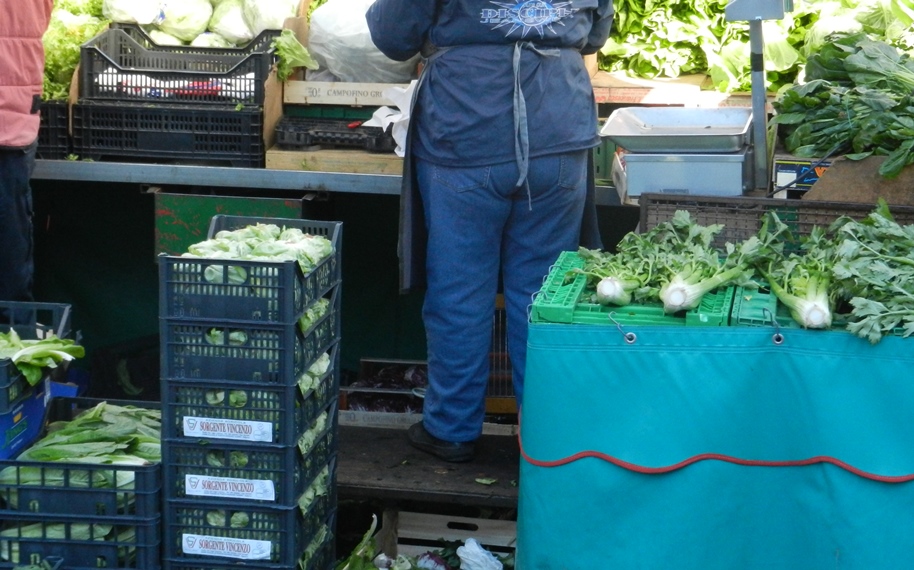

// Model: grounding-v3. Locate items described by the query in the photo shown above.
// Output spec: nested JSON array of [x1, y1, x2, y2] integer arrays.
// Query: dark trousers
[[0, 142, 36, 302]]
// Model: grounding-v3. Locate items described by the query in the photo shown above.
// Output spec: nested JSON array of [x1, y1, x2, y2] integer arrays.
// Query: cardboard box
[[282, 9, 414, 108], [340, 358, 427, 416]]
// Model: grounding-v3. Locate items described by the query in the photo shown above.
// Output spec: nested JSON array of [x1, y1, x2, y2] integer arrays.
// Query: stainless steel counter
[[32, 159, 621, 205]]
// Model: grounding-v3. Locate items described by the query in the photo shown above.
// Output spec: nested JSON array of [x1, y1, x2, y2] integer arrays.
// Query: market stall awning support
[[725, 0, 792, 191]]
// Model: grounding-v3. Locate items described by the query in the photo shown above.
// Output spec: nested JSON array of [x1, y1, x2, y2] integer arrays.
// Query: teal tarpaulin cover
[[517, 324, 914, 570]]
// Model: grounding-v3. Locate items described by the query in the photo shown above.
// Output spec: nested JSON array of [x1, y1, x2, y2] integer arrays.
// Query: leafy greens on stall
[[772, 33, 914, 178], [0, 330, 84, 386], [830, 200, 914, 343], [573, 210, 767, 314], [573, 201, 914, 343], [751, 213, 840, 329]]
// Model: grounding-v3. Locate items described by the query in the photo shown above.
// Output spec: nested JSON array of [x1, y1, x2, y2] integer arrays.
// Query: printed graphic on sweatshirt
[[481, 1, 577, 38]]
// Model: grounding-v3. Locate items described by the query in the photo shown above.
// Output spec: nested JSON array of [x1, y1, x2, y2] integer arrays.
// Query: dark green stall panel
[[154, 191, 304, 256]]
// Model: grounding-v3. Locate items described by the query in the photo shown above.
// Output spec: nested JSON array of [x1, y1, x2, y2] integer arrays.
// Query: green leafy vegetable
[[271, 28, 319, 82], [829, 199, 914, 343], [752, 213, 839, 329], [299, 297, 330, 333], [0, 402, 160, 513], [570, 246, 655, 307], [772, 33, 914, 179], [0, 330, 85, 386], [41, 9, 110, 100]]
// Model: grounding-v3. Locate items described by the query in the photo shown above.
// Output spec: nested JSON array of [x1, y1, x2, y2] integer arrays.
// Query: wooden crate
[[375, 510, 517, 559]]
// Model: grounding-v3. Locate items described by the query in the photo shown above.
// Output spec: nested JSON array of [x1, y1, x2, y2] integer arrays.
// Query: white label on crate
[[182, 533, 271, 560], [185, 474, 276, 501], [183, 416, 272, 443]]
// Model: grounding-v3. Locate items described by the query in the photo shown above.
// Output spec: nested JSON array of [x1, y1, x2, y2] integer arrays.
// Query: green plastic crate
[[731, 282, 863, 333], [531, 251, 734, 327], [730, 284, 782, 328]]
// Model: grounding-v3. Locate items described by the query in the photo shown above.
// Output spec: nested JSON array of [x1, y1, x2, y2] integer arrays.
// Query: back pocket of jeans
[[433, 163, 491, 193]]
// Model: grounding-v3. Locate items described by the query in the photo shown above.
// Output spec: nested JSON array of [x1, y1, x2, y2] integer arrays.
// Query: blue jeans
[[0, 142, 36, 302], [417, 150, 589, 442]]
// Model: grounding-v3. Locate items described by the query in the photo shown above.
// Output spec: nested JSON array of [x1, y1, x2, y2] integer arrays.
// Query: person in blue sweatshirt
[[366, 0, 614, 462]]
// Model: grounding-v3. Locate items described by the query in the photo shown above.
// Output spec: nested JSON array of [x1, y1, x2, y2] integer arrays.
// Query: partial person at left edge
[[0, 0, 54, 304]]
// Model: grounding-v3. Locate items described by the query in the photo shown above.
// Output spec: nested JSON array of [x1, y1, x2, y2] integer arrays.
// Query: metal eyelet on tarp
[[762, 307, 785, 345], [608, 312, 638, 344]]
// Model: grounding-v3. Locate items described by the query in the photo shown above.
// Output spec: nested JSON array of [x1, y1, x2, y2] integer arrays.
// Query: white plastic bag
[[308, 0, 419, 83], [456, 539, 503, 570]]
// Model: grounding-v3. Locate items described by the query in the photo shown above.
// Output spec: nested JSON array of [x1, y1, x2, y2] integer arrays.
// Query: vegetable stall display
[[602, 0, 914, 93], [571, 200, 914, 343]]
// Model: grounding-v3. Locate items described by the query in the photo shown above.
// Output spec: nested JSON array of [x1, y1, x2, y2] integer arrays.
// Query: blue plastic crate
[[0, 511, 160, 569], [162, 344, 339, 446], [163, 498, 336, 565], [159, 219, 341, 324], [160, 287, 339, 384], [0, 397, 162, 518], [162, 402, 337, 507], [163, 525, 336, 570]]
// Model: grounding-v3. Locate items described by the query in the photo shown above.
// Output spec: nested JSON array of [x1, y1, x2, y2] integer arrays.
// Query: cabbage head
[[158, 0, 213, 42], [209, 0, 254, 45], [102, 0, 162, 25], [191, 32, 235, 48], [242, 0, 298, 36], [147, 29, 184, 45]]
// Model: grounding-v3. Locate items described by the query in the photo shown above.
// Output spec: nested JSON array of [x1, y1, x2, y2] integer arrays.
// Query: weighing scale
[[600, 0, 792, 199]]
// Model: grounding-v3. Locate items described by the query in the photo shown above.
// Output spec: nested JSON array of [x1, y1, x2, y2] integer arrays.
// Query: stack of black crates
[[158, 215, 342, 569], [72, 25, 277, 167]]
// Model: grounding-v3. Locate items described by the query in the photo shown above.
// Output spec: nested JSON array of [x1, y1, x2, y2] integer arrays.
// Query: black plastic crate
[[163, 494, 335, 565], [161, 343, 339, 445], [0, 510, 160, 569], [37, 100, 70, 160], [159, 219, 342, 324], [160, 288, 339, 384], [275, 116, 397, 153], [0, 302, 72, 414], [0, 397, 161, 518], [71, 101, 264, 168], [81, 25, 277, 106], [162, 403, 337, 507]]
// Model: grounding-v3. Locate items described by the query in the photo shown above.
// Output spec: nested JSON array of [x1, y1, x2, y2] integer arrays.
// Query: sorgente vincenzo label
[[185, 474, 276, 501], [183, 416, 273, 443]]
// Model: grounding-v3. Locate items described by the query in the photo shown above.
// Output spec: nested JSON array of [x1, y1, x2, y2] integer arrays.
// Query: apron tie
[[513, 41, 560, 210]]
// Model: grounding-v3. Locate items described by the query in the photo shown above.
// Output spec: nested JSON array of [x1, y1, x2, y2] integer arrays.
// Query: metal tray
[[600, 107, 753, 153]]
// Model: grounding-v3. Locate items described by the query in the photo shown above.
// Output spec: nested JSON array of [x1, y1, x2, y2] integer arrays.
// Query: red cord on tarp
[[516, 412, 914, 483]]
